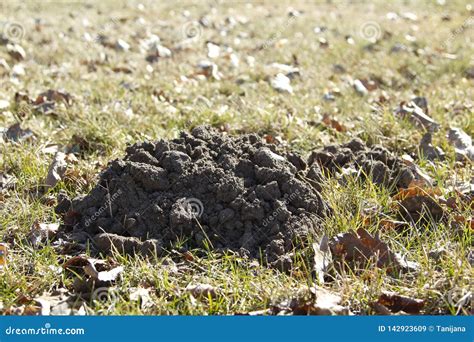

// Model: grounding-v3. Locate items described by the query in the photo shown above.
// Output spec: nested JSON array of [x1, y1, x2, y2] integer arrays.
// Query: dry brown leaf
[[393, 181, 441, 200], [63, 255, 123, 294], [329, 228, 418, 273], [4, 123, 35, 142], [0, 243, 8, 268], [394, 182, 444, 222], [322, 113, 347, 132], [419, 133, 445, 161], [112, 66, 133, 74], [34, 89, 72, 106], [377, 291, 424, 314]]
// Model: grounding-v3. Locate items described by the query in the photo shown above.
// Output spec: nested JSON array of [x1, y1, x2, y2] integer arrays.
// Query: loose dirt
[[61, 127, 415, 270]]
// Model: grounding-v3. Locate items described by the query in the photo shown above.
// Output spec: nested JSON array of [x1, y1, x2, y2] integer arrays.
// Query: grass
[[0, 0, 472, 315]]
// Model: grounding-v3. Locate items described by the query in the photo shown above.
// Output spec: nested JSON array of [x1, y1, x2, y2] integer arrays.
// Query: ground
[[0, 0, 472, 315]]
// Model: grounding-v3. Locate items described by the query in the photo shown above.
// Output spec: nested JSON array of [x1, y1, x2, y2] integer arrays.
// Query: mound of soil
[[308, 139, 415, 189], [64, 126, 330, 270]]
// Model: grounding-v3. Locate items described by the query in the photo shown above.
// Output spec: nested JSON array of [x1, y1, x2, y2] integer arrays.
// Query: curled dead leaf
[[185, 283, 217, 298], [395, 100, 439, 132], [44, 152, 68, 188], [377, 291, 424, 314], [329, 228, 418, 274], [312, 236, 332, 283], [272, 286, 350, 315], [28, 221, 59, 247]]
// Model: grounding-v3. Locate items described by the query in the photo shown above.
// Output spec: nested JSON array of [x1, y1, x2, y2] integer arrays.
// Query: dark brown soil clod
[[64, 126, 330, 270]]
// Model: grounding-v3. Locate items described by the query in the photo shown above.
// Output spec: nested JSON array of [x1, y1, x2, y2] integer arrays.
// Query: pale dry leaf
[[447, 128, 474, 161], [207, 42, 221, 58], [129, 287, 153, 309], [312, 235, 332, 283], [353, 79, 368, 95], [185, 283, 217, 298], [270, 73, 293, 93], [311, 286, 349, 315], [395, 101, 440, 132], [29, 221, 59, 246], [83, 262, 124, 282], [45, 152, 67, 188]]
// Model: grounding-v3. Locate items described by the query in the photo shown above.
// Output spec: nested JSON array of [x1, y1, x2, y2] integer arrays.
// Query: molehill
[[62, 126, 330, 270], [60, 126, 415, 270]]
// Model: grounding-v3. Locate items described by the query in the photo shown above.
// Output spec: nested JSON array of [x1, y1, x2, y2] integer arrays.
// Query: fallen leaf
[[411, 96, 428, 114], [377, 291, 424, 314], [322, 113, 347, 132], [447, 128, 474, 162], [129, 287, 153, 309], [353, 79, 368, 96], [268, 63, 300, 79], [33, 291, 86, 316], [400, 154, 433, 186], [207, 42, 221, 58], [395, 101, 439, 132], [196, 60, 222, 80], [0, 172, 16, 191], [0, 243, 8, 268], [115, 38, 130, 51], [44, 152, 67, 188], [396, 183, 444, 222], [4, 123, 35, 142], [83, 263, 124, 282], [419, 133, 445, 161], [329, 228, 418, 273], [7, 43, 26, 61], [14, 91, 32, 103], [112, 66, 133, 74], [145, 44, 172, 62], [272, 286, 350, 315], [393, 181, 442, 201], [63, 255, 123, 291], [185, 283, 217, 298], [28, 221, 59, 247], [0, 99, 10, 111], [34, 89, 72, 106], [270, 73, 293, 93], [182, 250, 195, 262], [312, 236, 332, 283]]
